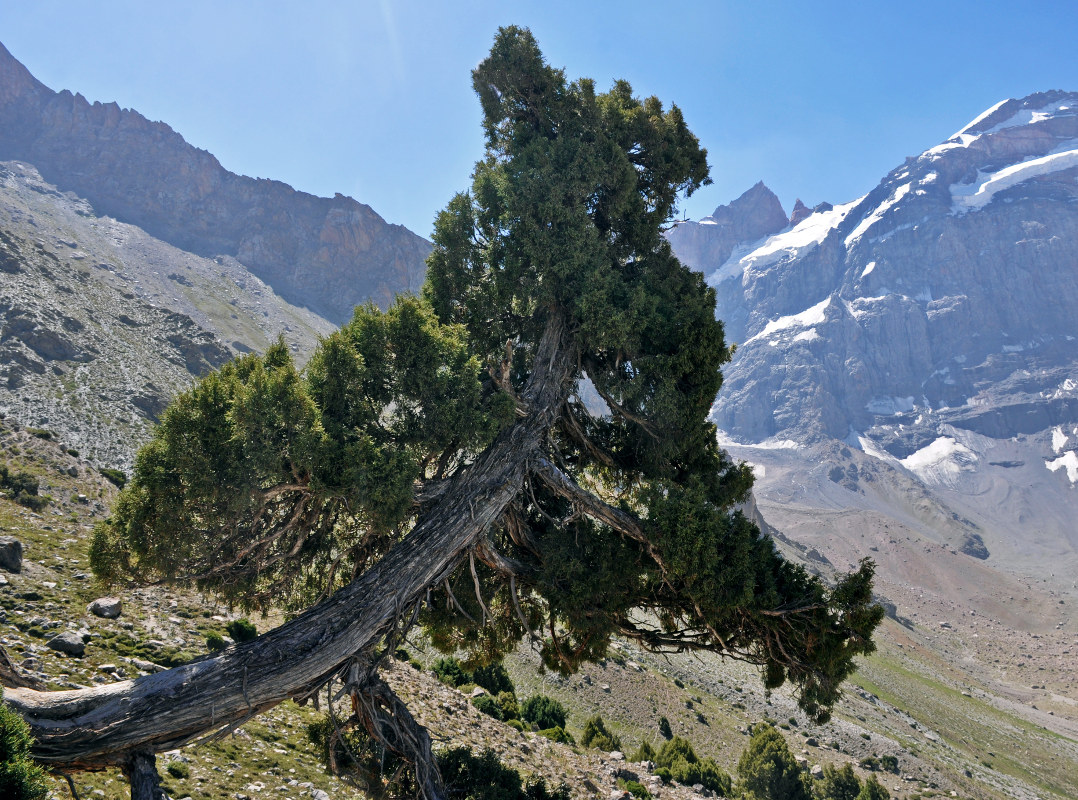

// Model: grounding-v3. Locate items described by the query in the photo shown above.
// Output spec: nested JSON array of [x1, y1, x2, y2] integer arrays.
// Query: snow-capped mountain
[[669, 91, 1078, 585]]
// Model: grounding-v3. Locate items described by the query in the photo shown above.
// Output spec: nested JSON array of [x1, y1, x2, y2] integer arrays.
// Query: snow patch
[[951, 146, 1078, 213], [845, 184, 911, 246], [860, 261, 876, 278], [1046, 451, 1078, 485], [1052, 426, 1070, 454], [921, 172, 939, 185], [706, 199, 862, 285], [953, 98, 1011, 137], [900, 436, 977, 487], [747, 296, 832, 343], [792, 328, 820, 342]]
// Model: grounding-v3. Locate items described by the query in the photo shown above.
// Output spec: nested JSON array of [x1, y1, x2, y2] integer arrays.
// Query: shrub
[[736, 724, 810, 800], [654, 767, 672, 784], [99, 467, 127, 488], [658, 716, 672, 739], [432, 656, 470, 688], [580, 715, 622, 752], [438, 747, 571, 800], [472, 694, 504, 721], [165, 761, 190, 779], [26, 428, 52, 440], [619, 778, 652, 799], [520, 695, 566, 730], [537, 726, 574, 746], [507, 719, 525, 732], [472, 662, 515, 696], [226, 618, 257, 643], [815, 763, 861, 800], [878, 755, 899, 774], [205, 632, 227, 651], [497, 691, 519, 721], [655, 736, 731, 796], [856, 774, 890, 800], [631, 740, 656, 762], [0, 686, 50, 800]]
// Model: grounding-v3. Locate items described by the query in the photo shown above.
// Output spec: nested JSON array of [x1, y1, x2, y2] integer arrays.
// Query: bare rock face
[[666, 181, 788, 275], [0, 41, 430, 325], [671, 91, 1078, 450], [0, 535, 22, 572]]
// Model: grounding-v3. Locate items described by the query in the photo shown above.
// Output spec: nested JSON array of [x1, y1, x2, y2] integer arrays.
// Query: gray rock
[[47, 631, 85, 657], [0, 536, 23, 572]]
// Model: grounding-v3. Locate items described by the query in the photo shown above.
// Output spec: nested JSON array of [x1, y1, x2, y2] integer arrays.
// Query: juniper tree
[[6, 26, 881, 799]]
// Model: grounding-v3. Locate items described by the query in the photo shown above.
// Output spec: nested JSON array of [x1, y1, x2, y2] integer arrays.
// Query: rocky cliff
[[669, 91, 1078, 585], [0, 42, 430, 325]]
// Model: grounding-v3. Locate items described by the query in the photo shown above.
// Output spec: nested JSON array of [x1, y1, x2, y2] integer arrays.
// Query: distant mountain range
[[0, 41, 430, 325]]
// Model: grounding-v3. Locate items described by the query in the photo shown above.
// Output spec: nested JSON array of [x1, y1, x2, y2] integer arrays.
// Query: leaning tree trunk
[[6, 314, 574, 774]]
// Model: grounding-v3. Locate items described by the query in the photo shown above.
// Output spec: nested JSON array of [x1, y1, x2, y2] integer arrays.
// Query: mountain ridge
[[0, 41, 430, 324]]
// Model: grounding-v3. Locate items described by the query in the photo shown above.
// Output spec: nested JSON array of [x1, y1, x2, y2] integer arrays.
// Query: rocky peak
[[0, 41, 430, 324], [665, 181, 787, 274], [789, 198, 811, 226]]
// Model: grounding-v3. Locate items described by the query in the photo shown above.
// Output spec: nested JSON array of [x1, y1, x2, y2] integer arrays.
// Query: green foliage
[[814, 763, 861, 800], [165, 761, 190, 779], [472, 694, 504, 721], [653, 736, 730, 796], [226, 618, 257, 643], [25, 428, 52, 440], [0, 687, 50, 800], [98, 467, 127, 489], [631, 740, 656, 762], [658, 716, 672, 740], [618, 778, 652, 799], [0, 465, 47, 510], [432, 656, 470, 688], [496, 691, 520, 721], [878, 755, 898, 774], [439, 747, 571, 800], [520, 695, 566, 731], [472, 662, 515, 696], [580, 715, 622, 752], [736, 725, 810, 800], [856, 775, 890, 800], [205, 631, 226, 651], [537, 727, 574, 746], [91, 310, 511, 611]]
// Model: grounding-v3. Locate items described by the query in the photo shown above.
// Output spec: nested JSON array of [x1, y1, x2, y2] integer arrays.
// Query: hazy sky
[[3, 2, 1075, 238]]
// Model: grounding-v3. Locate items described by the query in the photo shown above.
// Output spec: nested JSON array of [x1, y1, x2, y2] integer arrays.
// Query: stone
[[0, 536, 23, 572], [47, 631, 85, 657], [310, 790, 330, 800], [811, 764, 823, 777]]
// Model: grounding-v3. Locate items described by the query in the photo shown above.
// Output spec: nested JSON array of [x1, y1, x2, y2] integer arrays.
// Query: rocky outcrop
[[0, 42, 430, 324], [665, 181, 788, 275]]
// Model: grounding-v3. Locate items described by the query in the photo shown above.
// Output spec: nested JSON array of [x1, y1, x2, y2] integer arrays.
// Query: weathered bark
[[7, 313, 575, 771], [122, 750, 169, 800]]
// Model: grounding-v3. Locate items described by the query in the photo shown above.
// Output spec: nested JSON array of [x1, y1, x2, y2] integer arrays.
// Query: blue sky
[[2, 2, 1075, 238]]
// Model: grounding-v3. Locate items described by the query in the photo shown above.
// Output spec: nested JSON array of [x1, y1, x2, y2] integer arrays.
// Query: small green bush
[[658, 716, 672, 740], [226, 618, 257, 643], [99, 467, 127, 488], [520, 695, 566, 731], [619, 779, 652, 799], [432, 656, 470, 688], [537, 726, 574, 746], [472, 662, 514, 696], [580, 715, 622, 752], [472, 694, 504, 721], [878, 755, 899, 773], [165, 761, 190, 779], [438, 747, 572, 800], [205, 632, 227, 651], [631, 740, 656, 762], [507, 719, 525, 732], [26, 428, 52, 440], [0, 686, 50, 800]]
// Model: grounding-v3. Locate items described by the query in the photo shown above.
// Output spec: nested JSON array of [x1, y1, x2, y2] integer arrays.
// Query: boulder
[[88, 597, 123, 618], [47, 631, 86, 657], [0, 536, 23, 572]]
